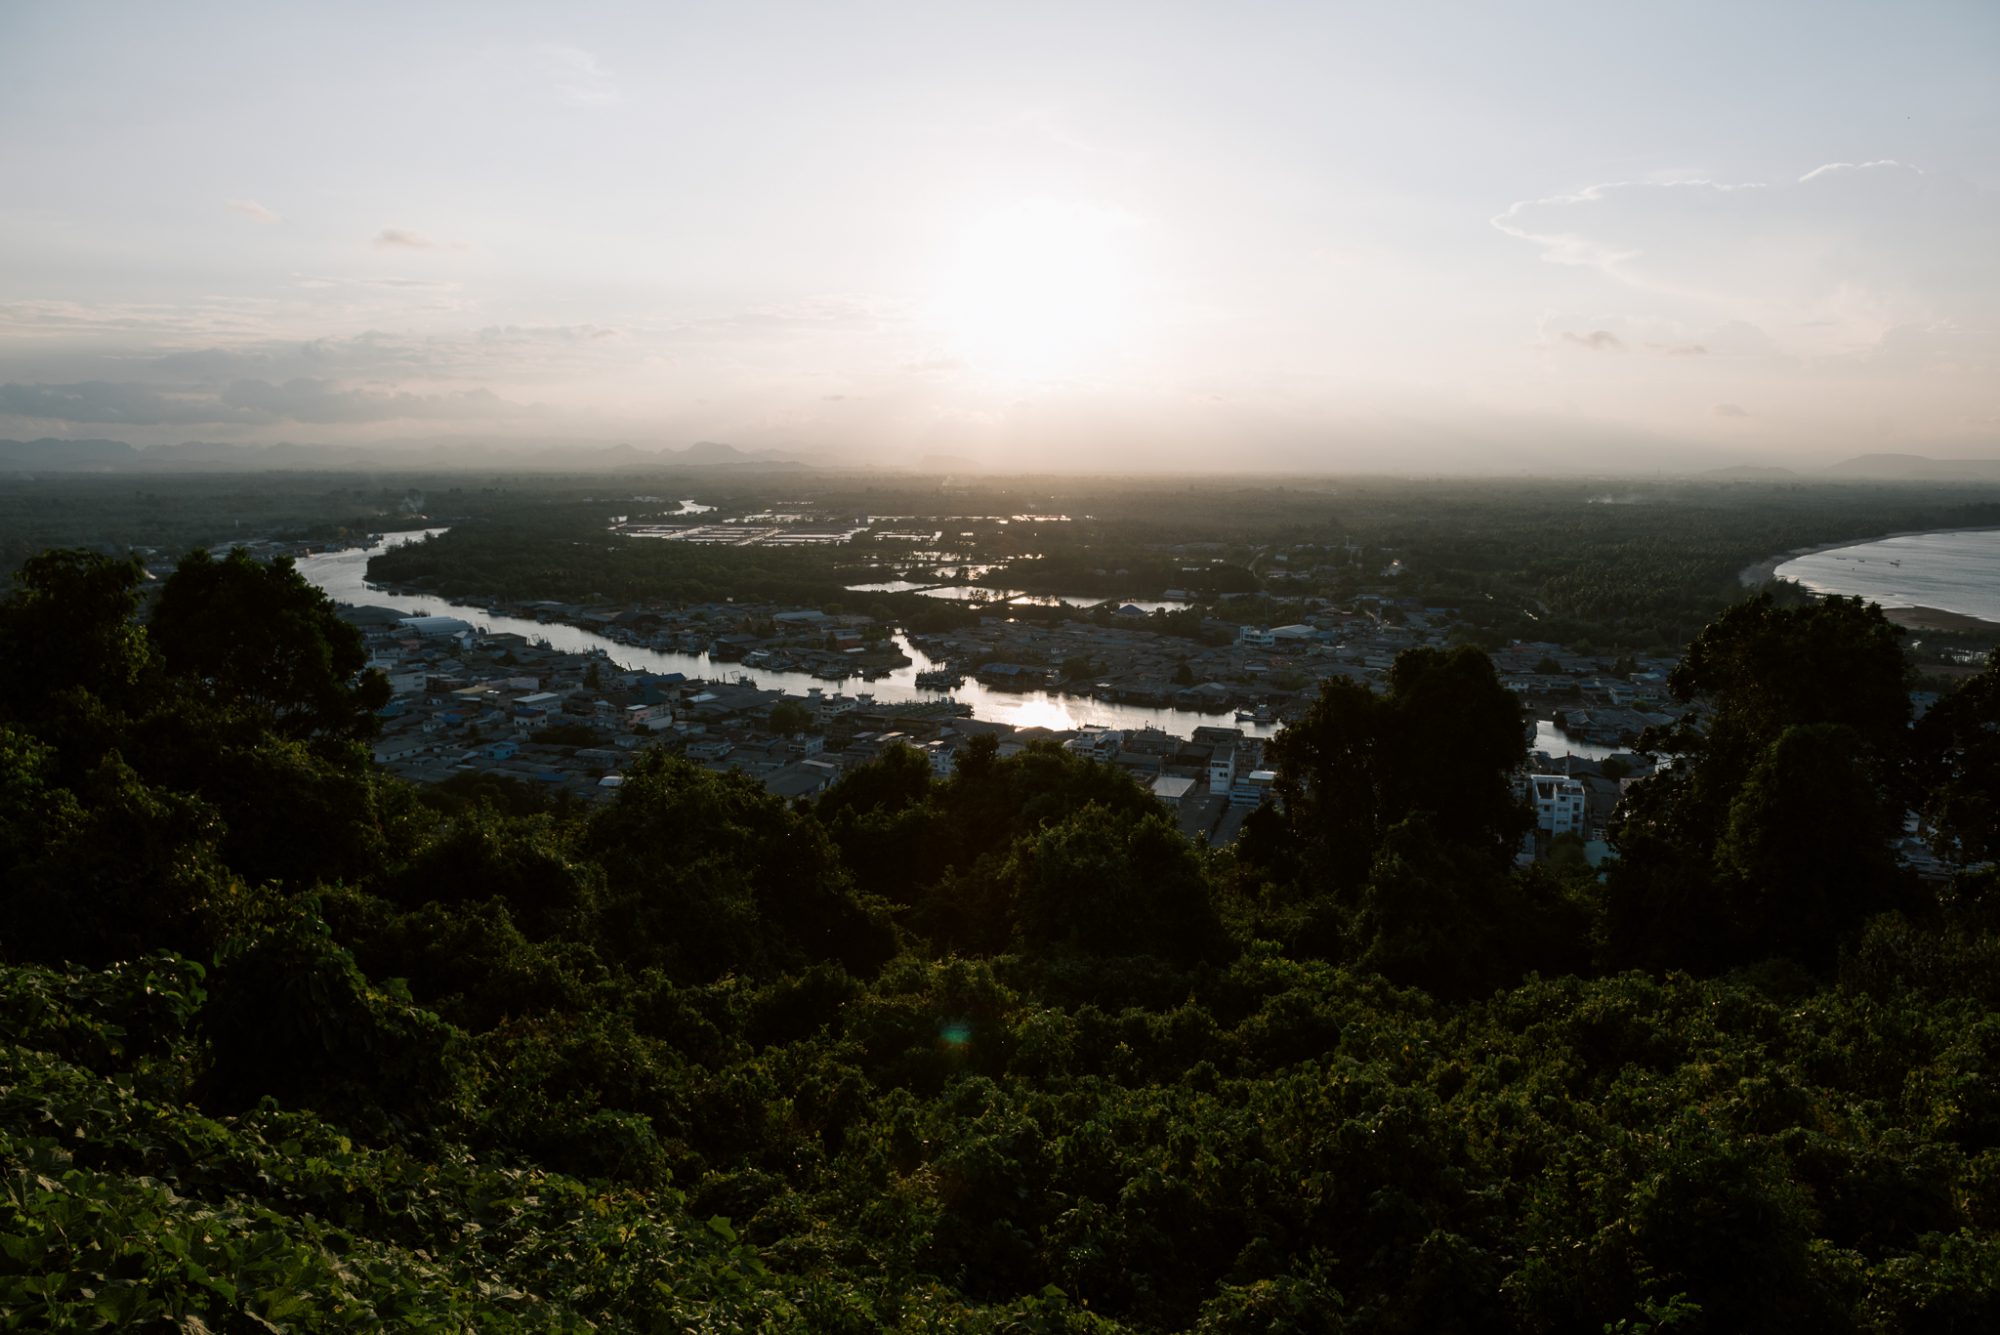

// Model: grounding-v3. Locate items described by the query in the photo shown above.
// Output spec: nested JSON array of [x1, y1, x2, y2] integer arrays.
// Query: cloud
[[545, 44, 617, 106], [476, 324, 623, 343], [1713, 403, 1750, 417], [148, 334, 437, 382], [0, 380, 239, 425], [658, 294, 909, 338], [1797, 159, 1907, 183], [0, 297, 281, 341], [293, 273, 460, 292], [1660, 343, 1708, 356], [1562, 329, 1624, 352], [373, 228, 437, 249], [0, 376, 531, 427], [225, 198, 281, 224], [1493, 161, 2000, 358], [1491, 177, 1769, 275], [217, 379, 522, 424]]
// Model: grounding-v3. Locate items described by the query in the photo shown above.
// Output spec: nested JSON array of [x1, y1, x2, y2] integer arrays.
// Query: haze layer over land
[[3, 2, 1997, 471]]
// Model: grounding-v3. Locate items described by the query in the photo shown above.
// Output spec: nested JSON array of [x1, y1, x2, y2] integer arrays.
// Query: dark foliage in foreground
[[4, 549, 2000, 1331]]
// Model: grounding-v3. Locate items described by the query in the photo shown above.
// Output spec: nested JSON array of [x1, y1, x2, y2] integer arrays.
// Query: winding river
[[298, 530, 1605, 758]]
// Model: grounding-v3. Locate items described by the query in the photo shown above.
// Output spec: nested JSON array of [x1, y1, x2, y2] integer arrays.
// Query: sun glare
[[929, 200, 1144, 383]]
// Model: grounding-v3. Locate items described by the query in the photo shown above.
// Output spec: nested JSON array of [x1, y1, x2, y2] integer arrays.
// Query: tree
[[1266, 645, 1528, 891], [1655, 592, 1910, 788], [1060, 654, 1100, 681], [767, 699, 815, 735], [1714, 723, 1905, 967], [818, 743, 947, 908], [150, 547, 388, 744], [585, 751, 892, 981], [0, 549, 153, 727], [1609, 594, 1913, 970], [1913, 649, 2000, 867], [1005, 803, 1223, 964], [0, 744, 228, 965]]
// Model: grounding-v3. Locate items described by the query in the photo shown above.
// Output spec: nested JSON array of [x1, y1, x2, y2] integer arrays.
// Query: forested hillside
[[4, 547, 1999, 1332]]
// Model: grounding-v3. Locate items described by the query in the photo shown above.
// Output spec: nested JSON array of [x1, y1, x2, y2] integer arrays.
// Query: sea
[[1776, 529, 2000, 625]]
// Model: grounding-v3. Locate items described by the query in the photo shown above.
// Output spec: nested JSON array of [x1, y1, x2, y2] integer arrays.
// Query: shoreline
[[1738, 525, 2000, 632], [1880, 604, 2000, 635]]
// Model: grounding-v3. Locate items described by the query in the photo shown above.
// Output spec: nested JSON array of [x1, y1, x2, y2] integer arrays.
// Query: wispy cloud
[[292, 273, 461, 292], [0, 297, 281, 341], [1490, 178, 1768, 285], [373, 228, 437, 249], [1713, 403, 1750, 417], [545, 44, 617, 106], [1562, 329, 1624, 352], [225, 198, 281, 224], [476, 323, 623, 343], [1798, 159, 1911, 183], [0, 376, 532, 426], [1493, 162, 1998, 359]]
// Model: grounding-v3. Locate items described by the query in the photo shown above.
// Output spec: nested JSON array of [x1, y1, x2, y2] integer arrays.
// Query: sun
[[929, 200, 1143, 383]]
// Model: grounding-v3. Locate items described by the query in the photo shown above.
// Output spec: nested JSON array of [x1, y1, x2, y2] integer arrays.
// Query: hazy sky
[[3, 1, 1996, 470]]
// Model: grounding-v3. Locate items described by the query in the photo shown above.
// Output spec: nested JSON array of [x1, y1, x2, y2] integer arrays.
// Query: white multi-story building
[[1526, 773, 1589, 837], [1208, 744, 1237, 796]]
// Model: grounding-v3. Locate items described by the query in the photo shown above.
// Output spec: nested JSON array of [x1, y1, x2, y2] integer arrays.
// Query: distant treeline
[[355, 478, 2000, 652]]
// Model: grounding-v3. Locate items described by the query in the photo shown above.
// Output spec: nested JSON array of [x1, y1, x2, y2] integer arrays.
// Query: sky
[[2, 0, 1997, 472]]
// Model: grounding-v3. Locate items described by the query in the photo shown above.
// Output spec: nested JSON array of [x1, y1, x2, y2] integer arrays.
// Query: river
[[298, 530, 1606, 758]]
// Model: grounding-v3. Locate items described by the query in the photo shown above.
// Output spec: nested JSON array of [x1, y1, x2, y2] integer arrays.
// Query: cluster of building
[[385, 594, 914, 683], [347, 602, 1286, 843], [349, 592, 1689, 868], [909, 599, 1459, 715]]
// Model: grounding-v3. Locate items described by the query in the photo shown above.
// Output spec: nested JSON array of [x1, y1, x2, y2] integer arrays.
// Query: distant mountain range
[[0, 436, 802, 472]]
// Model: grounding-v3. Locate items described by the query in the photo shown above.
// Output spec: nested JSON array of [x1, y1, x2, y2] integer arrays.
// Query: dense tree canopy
[[1914, 649, 2000, 868], [5, 545, 2000, 1331], [1609, 595, 1916, 970], [0, 548, 152, 729], [1264, 644, 1530, 890], [150, 546, 389, 743]]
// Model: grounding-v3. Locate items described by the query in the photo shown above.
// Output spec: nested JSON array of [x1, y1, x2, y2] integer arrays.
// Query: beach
[[1880, 605, 2000, 634], [1740, 526, 2000, 632], [1737, 525, 2000, 591]]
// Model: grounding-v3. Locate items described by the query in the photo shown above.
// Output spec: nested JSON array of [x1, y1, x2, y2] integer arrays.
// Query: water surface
[[1776, 529, 2000, 624]]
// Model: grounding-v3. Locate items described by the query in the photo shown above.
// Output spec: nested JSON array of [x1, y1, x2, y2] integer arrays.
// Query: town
[[341, 578, 1685, 866]]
